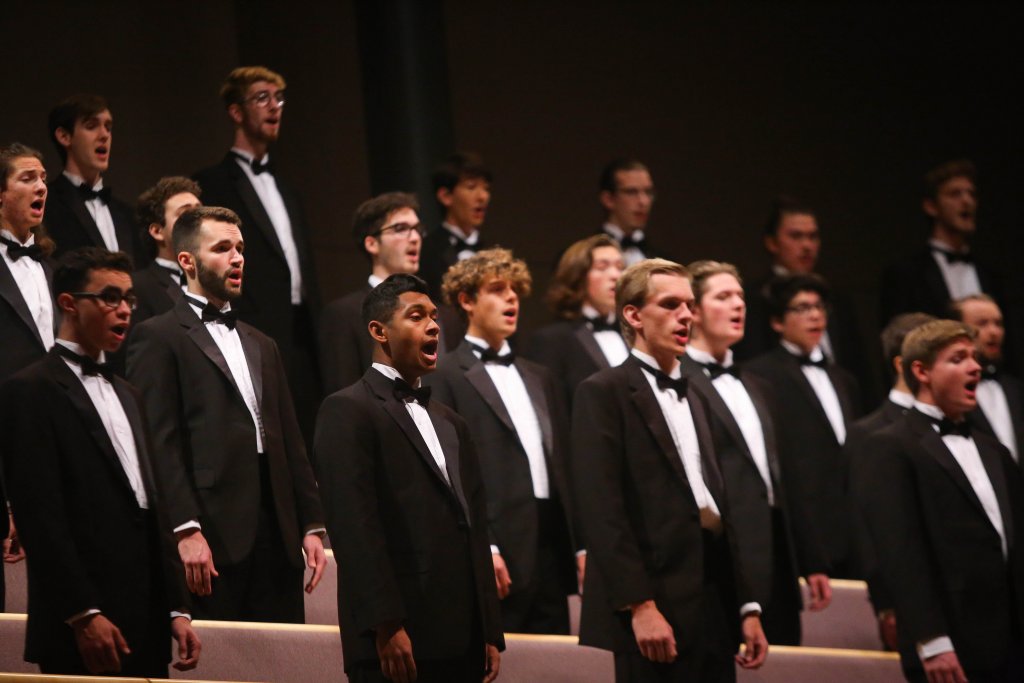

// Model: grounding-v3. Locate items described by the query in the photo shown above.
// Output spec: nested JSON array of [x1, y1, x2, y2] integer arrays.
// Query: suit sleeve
[[270, 340, 325, 531], [572, 377, 655, 608], [312, 392, 406, 633], [858, 432, 949, 642], [126, 321, 202, 528], [0, 376, 102, 618]]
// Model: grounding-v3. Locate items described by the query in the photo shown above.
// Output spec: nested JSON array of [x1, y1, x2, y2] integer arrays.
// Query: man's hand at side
[[376, 621, 417, 683], [806, 573, 832, 611], [170, 616, 201, 671], [177, 529, 218, 596], [302, 534, 327, 593], [482, 643, 500, 682], [630, 600, 677, 663], [735, 614, 768, 669], [492, 553, 512, 599], [72, 614, 130, 674]]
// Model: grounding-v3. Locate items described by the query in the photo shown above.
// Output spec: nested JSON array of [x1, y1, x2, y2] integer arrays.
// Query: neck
[[688, 333, 729, 363], [932, 225, 968, 252], [66, 161, 101, 188], [371, 263, 397, 281], [233, 131, 267, 160], [893, 377, 913, 395], [444, 220, 476, 240], [156, 245, 175, 261], [186, 283, 226, 309], [57, 328, 101, 361], [584, 300, 614, 318], [1, 221, 33, 243], [633, 338, 679, 374], [466, 323, 506, 351], [373, 352, 423, 385], [916, 389, 963, 421]]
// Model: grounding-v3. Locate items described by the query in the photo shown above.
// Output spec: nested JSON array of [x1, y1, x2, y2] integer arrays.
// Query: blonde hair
[[441, 247, 532, 321], [615, 258, 689, 345], [901, 319, 976, 393], [220, 66, 286, 107], [687, 260, 742, 305]]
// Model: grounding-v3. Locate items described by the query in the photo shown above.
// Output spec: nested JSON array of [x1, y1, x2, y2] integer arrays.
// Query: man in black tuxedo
[[880, 160, 1002, 325], [952, 295, 1024, 464], [428, 248, 579, 634], [681, 260, 832, 646], [594, 158, 663, 266], [130, 177, 201, 327], [745, 274, 861, 577], [573, 259, 767, 682], [313, 274, 502, 683], [0, 142, 56, 609], [127, 206, 327, 623], [733, 197, 871, 402], [525, 234, 629, 408], [0, 247, 200, 676], [854, 320, 1024, 682], [45, 94, 137, 261], [846, 311, 935, 650], [320, 192, 423, 394], [193, 66, 321, 441]]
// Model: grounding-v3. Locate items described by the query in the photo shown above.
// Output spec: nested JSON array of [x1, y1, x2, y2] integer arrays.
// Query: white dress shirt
[[368, 274, 384, 288], [581, 303, 629, 366], [913, 400, 1007, 662], [231, 148, 303, 304], [603, 222, 645, 266], [57, 340, 148, 509], [1, 230, 54, 349], [441, 222, 480, 262], [372, 363, 450, 484], [976, 377, 1018, 461], [929, 238, 982, 301], [63, 171, 118, 251], [686, 347, 774, 506], [888, 388, 915, 410], [781, 340, 847, 445]]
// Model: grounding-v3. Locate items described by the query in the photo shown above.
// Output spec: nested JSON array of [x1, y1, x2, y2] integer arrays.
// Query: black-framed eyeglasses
[[373, 222, 425, 239], [616, 187, 656, 199], [71, 286, 138, 311], [246, 90, 286, 108], [785, 301, 827, 316]]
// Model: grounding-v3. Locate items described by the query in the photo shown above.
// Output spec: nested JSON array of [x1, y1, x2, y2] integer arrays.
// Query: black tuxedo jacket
[[524, 318, 619, 409], [312, 368, 503, 670], [594, 227, 669, 262], [0, 349, 188, 670], [880, 245, 1003, 324], [680, 356, 817, 605], [419, 226, 487, 301], [970, 373, 1024, 463], [846, 398, 911, 614], [427, 342, 577, 594], [131, 261, 183, 328], [0, 256, 54, 381], [572, 356, 751, 654], [45, 174, 137, 261], [855, 410, 1024, 674], [193, 154, 320, 352], [745, 346, 861, 573], [318, 285, 373, 395], [126, 298, 324, 567]]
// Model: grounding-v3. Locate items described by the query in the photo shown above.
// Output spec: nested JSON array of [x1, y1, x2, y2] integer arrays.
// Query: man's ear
[[148, 223, 166, 245], [769, 316, 784, 334], [457, 290, 475, 317], [922, 198, 939, 220], [599, 190, 616, 213], [621, 303, 642, 337], [227, 103, 244, 127], [177, 251, 195, 278], [893, 355, 904, 378], [910, 359, 930, 387], [368, 320, 387, 344], [54, 126, 73, 150], [364, 235, 380, 257], [764, 234, 779, 257], [57, 292, 77, 316], [436, 187, 454, 209]]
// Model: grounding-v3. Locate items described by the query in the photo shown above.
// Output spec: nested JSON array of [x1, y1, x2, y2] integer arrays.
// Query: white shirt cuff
[[739, 602, 762, 618], [173, 520, 202, 535], [490, 545, 501, 555], [170, 611, 192, 621], [305, 527, 327, 537], [575, 549, 587, 558], [918, 636, 955, 661], [66, 608, 100, 625]]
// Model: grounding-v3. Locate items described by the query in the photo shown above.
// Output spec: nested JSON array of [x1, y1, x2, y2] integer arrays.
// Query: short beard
[[195, 257, 240, 302]]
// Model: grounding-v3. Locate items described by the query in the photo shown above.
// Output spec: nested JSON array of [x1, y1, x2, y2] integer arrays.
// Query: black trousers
[[191, 453, 304, 623], [759, 507, 802, 646]]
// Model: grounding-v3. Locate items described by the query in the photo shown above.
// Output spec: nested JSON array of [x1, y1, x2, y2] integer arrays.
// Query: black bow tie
[[186, 295, 237, 330], [56, 344, 114, 381], [935, 416, 971, 438], [472, 344, 515, 366], [637, 360, 688, 399], [982, 364, 999, 381], [76, 183, 112, 203], [933, 247, 973, 265], [0, 235, 43, 262], [703, 362, 739, 380], [616, 231, 647, 252], [394, 378, 431, 405], [799, 355, 828, 369], [447, 234, 479, 254], [586, 316, 619, 333], [233, 152, 271, 176]]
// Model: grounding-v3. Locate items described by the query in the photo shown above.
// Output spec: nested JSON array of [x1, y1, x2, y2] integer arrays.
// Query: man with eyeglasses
[[320, 192, 428, 394], [746, 274, 862, 578], [595, 158, 664, 267], [194, 66, 321, 445], [0, 247, 201, 677]]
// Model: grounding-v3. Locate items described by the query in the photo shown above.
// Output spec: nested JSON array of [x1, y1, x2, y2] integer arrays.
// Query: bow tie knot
[[799, 355, 828, 369], [933, 247, 973, 265], [472, 344, 515, 366], [617, 231, 647, 252], [394, 378, 431, 405], [982, 364, 999, 381], [586, 316, 619, 333], [937, 417, 971, 438], [186, 295, 237, 330], [0, 235, 43, 263], [56, 345, 114, 381], [637, 360, 688, 399], [76, 183, 112, 203], [232, 152, 271, 176], [703, 362, 739, 380]]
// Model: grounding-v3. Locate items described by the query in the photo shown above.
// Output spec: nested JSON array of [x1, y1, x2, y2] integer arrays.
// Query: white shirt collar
[[368, 274, 384, 288], [229, 147, 269, 165], [442, 222, 478, 244], [581, 303, 615, 324], [928, 237, 970, 255], [889, 389, 915, 409], [0, 229, 35, 246], [465, 334, 511, 357], [685, 346, 734, 368], [63, 171, 103, 191], [184, 292, 232, 313], [771, 263, 791, 277], [781, 339, 823, 361], [155, 257, 181, 273], [55, 338, 106, 365], [912, 400, 945, 421], [371, 362, 422, 387], [602, 222, 644, 242], [631, 348, 681, 378]]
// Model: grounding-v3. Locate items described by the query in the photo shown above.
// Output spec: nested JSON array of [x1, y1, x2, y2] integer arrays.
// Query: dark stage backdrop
[[3, 1, 1022, 375]]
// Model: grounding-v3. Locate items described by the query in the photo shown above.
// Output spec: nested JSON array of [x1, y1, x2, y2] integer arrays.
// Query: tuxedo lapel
[[827, 365, 856, 425], [518, 362, 554, 456], [909, 411, 989, 519], [625, 358, 691, 489], [921, 252, 952, 307], [49, 353, 136, 501], [742, 374, 783, 485], [776, 347, 837, 440], [175, 300, 246, 404], [223, 155, 286, 263], [573, 322, 610, 370], [681, 358, 751, 466], [428, 405, 471, 525], [687, 388, 725, 506], [458, 344, 516, 434], [0, 258, 45, 349], [976, 436, 1015, 547], [147, 261, 183, 305], [238, 325, 264, 407], [54, 175, 106, 248], [998, 376, 1024, 456]]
